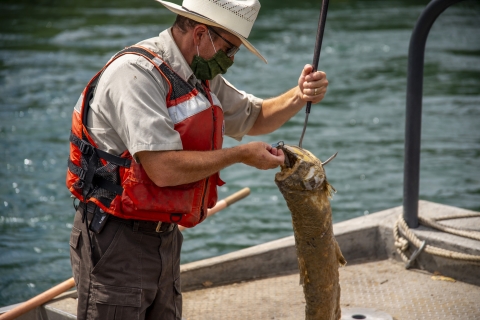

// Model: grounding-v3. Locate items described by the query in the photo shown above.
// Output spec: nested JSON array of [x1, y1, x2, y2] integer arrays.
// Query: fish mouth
[[275, 144, 326, 191], [279, 145, 314, 170], [282, 145, 300, 169], [271, 141, 297, 168], [274, 144, 336, 196]]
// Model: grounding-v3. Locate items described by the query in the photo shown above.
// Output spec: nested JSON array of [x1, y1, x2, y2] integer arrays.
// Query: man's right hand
[[239, 141, 285, 170]]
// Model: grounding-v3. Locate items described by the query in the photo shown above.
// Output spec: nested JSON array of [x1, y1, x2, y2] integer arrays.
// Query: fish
[[274, 143, 346, 320]]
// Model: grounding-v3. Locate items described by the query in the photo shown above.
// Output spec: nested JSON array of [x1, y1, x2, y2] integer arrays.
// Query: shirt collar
[[156, 28, 196, 85]]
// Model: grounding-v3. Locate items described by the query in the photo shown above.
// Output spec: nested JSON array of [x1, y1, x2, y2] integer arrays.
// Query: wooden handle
[[224, 187, 251, 206], [0, 278, 76, 320], [179, 187, 250, 231]]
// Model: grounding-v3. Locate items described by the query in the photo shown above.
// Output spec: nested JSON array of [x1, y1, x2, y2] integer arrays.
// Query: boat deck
[[39, 258, 480, 320], [5, 201, 480, 320], [182, 258, 480, 320]]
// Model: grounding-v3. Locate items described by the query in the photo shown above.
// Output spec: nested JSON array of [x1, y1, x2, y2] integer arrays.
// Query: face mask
[[190, 31, 234, 81]]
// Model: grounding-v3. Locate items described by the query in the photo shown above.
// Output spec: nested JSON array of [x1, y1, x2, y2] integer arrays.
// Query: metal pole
[[403, 0, 465, 228], [298, 0, 330, 148]]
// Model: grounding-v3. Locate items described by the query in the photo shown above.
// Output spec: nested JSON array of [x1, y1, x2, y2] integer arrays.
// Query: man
[[67, 0, 328, 319]]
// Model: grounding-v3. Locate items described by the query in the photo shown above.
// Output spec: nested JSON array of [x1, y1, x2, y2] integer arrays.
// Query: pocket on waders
[[92, 283, 141, 320], [90, 222, 125, 274], [69, 226, 82, 286]]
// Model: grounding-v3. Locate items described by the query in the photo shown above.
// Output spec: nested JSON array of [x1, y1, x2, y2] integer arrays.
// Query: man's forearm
[[248, 87, 304, 136], [137, 147, 243, 187], [136, 142, 284, 187]]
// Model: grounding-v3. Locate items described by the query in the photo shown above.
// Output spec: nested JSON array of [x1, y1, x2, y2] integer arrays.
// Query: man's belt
[[79, 202, 176, 233], [109, 215, 176, 233]]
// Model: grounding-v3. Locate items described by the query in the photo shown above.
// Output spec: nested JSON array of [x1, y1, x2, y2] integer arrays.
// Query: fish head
[[275, 145, 335, 196]]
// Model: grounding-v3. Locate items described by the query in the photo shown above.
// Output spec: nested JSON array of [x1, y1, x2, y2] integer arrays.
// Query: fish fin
[[298, 257, 308, 285], [325, 181, 336, 199], [335, 241, 347, 266]]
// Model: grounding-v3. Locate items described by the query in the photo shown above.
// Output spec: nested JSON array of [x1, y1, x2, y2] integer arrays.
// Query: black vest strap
[[68, 158, 86, 180], [115, 46, 156, 60], [68, 160, 124, 196], [70, 132, 131, 167]]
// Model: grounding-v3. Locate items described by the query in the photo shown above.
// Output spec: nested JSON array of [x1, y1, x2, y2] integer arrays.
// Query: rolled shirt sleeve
[[210, 75, 263, 141]]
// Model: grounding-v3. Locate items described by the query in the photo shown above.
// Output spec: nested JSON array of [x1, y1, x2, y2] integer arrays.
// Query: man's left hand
[[298, 64, 328, 104], [247, 64, 329, 136]]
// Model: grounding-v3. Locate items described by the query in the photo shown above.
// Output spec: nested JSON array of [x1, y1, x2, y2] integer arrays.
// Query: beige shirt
[[85, 28, 263, 158]]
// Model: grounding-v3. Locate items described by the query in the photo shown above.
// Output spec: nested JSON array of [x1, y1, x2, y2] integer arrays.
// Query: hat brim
[[156, 0, 267, 63]]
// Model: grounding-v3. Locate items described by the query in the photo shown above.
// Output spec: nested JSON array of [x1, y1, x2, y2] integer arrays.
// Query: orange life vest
[[66, 46, 224, 228]]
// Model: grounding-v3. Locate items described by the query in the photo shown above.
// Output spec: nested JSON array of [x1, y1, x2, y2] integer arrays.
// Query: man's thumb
[[301, 64, 313, 78]]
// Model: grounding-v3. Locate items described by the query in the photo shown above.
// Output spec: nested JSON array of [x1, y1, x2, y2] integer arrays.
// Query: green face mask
[[190, 31, 234, 81], [190, 49, 233, 81]]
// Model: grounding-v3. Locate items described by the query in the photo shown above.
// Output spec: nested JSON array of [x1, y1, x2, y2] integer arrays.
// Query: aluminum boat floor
[[183, 259, 480, 320]]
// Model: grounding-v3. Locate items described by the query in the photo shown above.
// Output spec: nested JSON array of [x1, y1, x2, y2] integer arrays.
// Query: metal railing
[[403, 0, 465, 228]]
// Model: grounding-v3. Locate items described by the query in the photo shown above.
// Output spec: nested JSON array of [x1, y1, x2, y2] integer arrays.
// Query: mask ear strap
[[207, 30, 217, 53]]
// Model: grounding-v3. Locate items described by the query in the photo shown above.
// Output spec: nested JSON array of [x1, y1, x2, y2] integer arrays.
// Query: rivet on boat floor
[[182, 259, 480, 320]]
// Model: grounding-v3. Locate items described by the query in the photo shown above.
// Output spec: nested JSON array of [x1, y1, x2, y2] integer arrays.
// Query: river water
[[1, 0, 479, 307]]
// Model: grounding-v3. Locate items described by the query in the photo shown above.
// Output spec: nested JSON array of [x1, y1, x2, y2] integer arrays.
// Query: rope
[[393, 212, 480, 263], [418, 216, 480, 241]]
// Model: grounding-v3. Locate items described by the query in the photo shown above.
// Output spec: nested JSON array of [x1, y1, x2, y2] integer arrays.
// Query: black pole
[[299, 0, 330, 148], [403, 0, 464, 228]]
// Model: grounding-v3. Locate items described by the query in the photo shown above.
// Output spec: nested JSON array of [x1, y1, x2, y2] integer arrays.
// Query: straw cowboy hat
[[156, 0, 267, 63]]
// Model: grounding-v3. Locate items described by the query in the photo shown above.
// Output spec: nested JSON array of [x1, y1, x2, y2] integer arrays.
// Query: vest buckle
[[78, 139, 93, 155]]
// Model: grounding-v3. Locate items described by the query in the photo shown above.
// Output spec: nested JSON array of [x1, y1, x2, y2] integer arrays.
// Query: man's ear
[[192, 24, 208, 46]]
